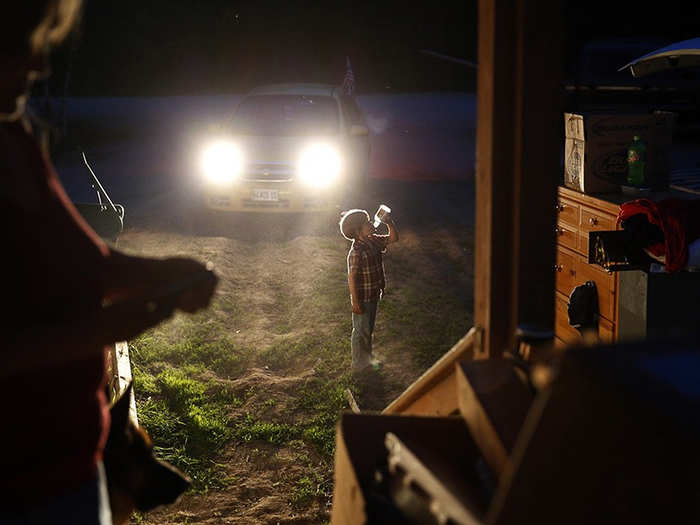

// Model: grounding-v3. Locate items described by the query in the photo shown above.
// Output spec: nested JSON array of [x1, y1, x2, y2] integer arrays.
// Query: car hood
[[232, 134, 343, 165]]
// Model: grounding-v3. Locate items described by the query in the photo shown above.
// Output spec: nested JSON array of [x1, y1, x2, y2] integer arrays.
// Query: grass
[[290, 472, 330, 510], [233, 414, 296, 445], [132, 365, 240, 491], [380, 231, 473, 369], [120, 223, 474, 520], [130, 312, 252, 379], [129, 313, 353, 494]]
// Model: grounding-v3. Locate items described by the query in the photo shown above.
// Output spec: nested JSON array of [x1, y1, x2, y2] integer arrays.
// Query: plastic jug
[[373, 204, 391, 228]]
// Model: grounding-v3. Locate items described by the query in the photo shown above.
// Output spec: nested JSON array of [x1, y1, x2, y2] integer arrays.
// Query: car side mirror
[[350, 124, 369, 136]]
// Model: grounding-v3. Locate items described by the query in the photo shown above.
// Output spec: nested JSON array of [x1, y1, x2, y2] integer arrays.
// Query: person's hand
[[99, 289, 180, 343], [352, 303, 364, 314], [176, 269, 218, 313], [100, 258, 219, 342], [158, 257, 218, 313]]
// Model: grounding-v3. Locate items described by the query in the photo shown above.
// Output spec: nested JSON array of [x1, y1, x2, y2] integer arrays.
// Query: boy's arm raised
[[385, 217, 399, 244], [372, 218, 399, 246]]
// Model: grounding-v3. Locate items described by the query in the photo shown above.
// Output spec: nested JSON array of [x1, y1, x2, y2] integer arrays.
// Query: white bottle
[[373, 204, 391, 228]]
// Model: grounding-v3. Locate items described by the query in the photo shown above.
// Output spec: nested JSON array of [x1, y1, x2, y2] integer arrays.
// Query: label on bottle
[[626, 143, 646, 186], [628, 150, 640, 163]]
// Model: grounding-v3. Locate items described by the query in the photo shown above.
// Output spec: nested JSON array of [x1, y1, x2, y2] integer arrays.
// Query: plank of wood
[[394, 372, 460, 417], [331, 422, 367, 525], [115, 341, 138, 425], [385, 432, 484, 525], [383, 327, 477, 415], [510, 0, 561, 338], [331, 413, 491, 524], [474, 0, 518, 358], [456, 360, 534, 477], [344, 388, 360, 414]]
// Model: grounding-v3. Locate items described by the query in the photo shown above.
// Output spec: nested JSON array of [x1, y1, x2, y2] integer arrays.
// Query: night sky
[[44, 0, 699, 97]]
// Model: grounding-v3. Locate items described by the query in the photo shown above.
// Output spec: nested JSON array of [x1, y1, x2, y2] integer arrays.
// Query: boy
[[339, 209, 399, 372]]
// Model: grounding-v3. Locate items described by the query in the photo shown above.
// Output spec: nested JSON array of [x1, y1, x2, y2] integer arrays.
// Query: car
[[199, 83, 370, 213], [564, 37, 700, 133]]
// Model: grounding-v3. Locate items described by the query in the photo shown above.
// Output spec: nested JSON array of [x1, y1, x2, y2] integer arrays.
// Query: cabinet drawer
[[575, 255, 616, 321], [555, 247, 577, 296], [555, 222, 578, 251], [557, 197, 580, 228], [599, 317, 614, 343], [579, 230, 590, 257], [579, 207, 617, 255], [580, 206, 616, 233]]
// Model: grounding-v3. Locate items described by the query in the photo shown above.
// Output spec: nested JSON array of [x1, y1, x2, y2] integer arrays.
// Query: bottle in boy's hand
[[373, 204, 391, 228]]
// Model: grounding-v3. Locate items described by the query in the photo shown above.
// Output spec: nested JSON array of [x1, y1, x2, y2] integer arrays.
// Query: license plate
[[252, 189, 279, 201]]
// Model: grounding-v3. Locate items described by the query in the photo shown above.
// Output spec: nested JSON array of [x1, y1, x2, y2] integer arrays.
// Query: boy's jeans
[[351, 301, 378, 371]]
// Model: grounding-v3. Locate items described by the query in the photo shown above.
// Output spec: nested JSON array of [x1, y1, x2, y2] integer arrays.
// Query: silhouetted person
[[0, 2, 217, 523]]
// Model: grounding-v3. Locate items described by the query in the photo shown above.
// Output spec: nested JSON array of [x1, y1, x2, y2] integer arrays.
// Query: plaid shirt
[[347, 235, 389, 303]]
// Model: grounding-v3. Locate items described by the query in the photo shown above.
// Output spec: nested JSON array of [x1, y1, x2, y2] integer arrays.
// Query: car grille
[[243, 162, 295, 182]]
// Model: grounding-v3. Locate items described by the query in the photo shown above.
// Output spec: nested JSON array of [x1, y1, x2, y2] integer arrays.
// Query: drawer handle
[[554, 264, 563, 272], [555, 203, 565, 212], [588, 217, 598, 226], [555, 226, 564, 236]]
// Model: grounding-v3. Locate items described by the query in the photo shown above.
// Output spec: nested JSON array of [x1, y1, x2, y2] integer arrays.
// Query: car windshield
[[232, 95, 339, 136]]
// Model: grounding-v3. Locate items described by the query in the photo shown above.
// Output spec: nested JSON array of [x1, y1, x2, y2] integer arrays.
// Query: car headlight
[[200, 139, 243, 184], [297, 143, 342, 187]]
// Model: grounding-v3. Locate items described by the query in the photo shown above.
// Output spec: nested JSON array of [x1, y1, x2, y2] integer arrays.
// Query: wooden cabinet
[[555, 186, 620, 345]]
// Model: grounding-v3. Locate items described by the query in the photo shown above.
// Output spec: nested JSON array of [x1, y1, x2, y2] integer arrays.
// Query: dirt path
[[115, 181, 474, 524]]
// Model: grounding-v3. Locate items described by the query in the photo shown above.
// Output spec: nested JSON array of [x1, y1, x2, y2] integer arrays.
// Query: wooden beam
[[475, 0, 561, 357], [456, 359, 534, 477], [383, 327, 477, 415], [331, 422, 367, 525], [344, 388, 361, 414], [510, 0, 561, 335], [474, 0, 518, 358]]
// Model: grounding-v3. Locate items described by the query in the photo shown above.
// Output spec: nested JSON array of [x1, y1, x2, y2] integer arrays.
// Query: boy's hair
[[339, 209, 370, 240]]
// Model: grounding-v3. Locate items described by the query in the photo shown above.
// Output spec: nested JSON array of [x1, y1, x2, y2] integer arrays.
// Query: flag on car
[[342, 56, 355, 96]]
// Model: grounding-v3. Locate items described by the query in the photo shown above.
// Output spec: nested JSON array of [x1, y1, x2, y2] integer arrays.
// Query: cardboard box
[[331, 413, 489, 524], [563, 112, 674, 194]]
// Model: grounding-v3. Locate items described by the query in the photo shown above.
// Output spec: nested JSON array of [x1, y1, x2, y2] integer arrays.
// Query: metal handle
[[555, 203, 564, 212], [554, 264, 563, 272], [555, 226, 564, 236], [588, 217, 598, 226]]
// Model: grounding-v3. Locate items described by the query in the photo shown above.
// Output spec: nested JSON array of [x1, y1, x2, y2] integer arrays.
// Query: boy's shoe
[[351, 361, 371, 373], [351, 360, 382, 375]]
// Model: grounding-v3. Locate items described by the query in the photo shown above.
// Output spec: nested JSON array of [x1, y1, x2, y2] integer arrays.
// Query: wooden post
[[474, 0, 518, 358], [510, 1, 561, 338], [475, 0, 561, 358]]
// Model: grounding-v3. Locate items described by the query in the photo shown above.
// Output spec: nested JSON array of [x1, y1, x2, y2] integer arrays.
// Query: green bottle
[[626, 135, 646, 186]]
